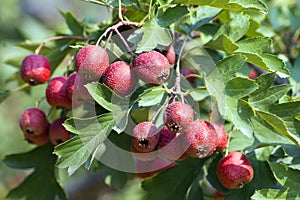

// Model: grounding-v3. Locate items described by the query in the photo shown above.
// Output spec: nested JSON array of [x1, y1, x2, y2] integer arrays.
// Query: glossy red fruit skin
[[75, 45, 109, 81], [134, 51, 170, 85], [163, 102, 194, 133], [49, 118, 71, 145], [46, 76, 72, 109], [182, 68, 196, 84], [157, 126, 186, 161], [19, 108, 49, 136], [24, 127, 49, 146], [20, 54, 51, 86], [103, 61, 138, 96], [132, 122, 160, 153], [217, 152, 254, 189], [163, 45, 176, 65], [210, 122, 227, 153], [183, 120, 218, 158]]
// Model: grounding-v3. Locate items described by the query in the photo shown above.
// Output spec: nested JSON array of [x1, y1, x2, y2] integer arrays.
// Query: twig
[[118, 0, 124, 21], [150, 96, 172, 123], [35, 35, 89, 55], [225, 124, 235, 156], [95, 21, 140, 56], [65, 49, 77, 76], [171, 37, 188, 103], [104, 31, 113, 50]]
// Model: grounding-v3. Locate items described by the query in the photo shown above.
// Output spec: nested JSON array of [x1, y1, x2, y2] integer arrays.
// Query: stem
[[138, 0, 153, 26], [96, 21, 140, 56], [104, 31, 113, 50], [65, 49, 77, 76], [118, 0, 124, 21], [35, 97, 45, 108], [114, 28, 135, 57], [225, 125, 235, 156], [12, 83, 30, 93], [150, 96, 172, 123], [172, 37, 188, 103], [35, 35, 89, 55]]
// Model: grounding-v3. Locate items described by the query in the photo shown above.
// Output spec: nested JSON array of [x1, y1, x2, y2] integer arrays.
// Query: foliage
[[2, 0, 300, 200]]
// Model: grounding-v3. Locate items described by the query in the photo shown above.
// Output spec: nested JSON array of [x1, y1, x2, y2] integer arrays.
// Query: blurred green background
[[0, 1, 111, 199], [0, 0, 299, 199]]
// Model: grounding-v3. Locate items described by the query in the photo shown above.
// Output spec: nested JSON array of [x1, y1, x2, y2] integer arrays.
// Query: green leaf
[[157, 5, 189, 27], [46, 46, 71, 70], [54, 136, 91, 175], [249, 84, 292, 110], [3, 143, 68, 200], [112, 97, 134, 133], [130, 107, 150, 123], [60, 11, 84, 36], [184, 6, 221, 33], [102, 164, 129, 190], [269, 162, 300, 191], [239, 53, 289, 78], [138, 87, 166, 107], [252, 117, 294, 145], [0, 90, 11, 104], [55, 113, 115, 174], [225, 77, 258, 98], [17, 40, 53, 55], [188, 87, 209, 102], [214, 14, 250, 42], [216, 55, 247, 83], [251, 72, 276, 96], [225, 98, 255, 137], [256, 110, 298, 145], [235, 37, 272, 54], [269, 102, 300, 145], [85, 82, 113, 111], [142, 158, 205, 200], [206, 34, 238, 53], [172, 0, 268, 14], [251, 189, 300, 200], [136, 23, 172, 53]]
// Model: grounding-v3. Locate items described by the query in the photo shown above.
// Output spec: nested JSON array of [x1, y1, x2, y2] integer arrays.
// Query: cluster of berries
[[19, 108, 70, 146], [19, 43, 253, 191]]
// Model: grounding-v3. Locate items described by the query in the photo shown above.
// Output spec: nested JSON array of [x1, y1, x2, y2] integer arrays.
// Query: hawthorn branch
[[95, 21, 141, 57], [171, 37, 188, 103], [34, 35, 89, 55]]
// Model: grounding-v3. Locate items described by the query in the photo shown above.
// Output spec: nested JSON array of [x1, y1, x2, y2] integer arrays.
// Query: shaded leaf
[[216, 55, 247, 83], [157, 6, 189, 27], [172, 0, 268, 14], [86, 82, 113, 111], [225, 77, 258, 99], [55, 113, 115, 174], [138, 87, 166, 107], [3, 143, 68, 200], [249, 84, 292, 110], [142, 158, 205, 200]]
